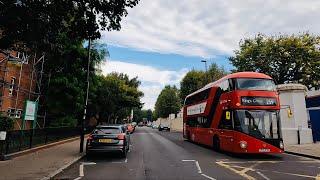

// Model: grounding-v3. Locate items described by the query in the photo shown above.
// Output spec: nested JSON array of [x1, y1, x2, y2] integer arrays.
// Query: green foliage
[[44, 38, 105, 126], [49, 116, 78, 128], [0, 115, 14, 131], [154, 85, 181, 118], [206, 63, 228, 83], [180, 63, 227, 102], [229, 33, 320, 89], [0, 0, 140, 52], [132, 108, 153, 122], [89, 73, 143, 124], [180, 70, 206, 103]]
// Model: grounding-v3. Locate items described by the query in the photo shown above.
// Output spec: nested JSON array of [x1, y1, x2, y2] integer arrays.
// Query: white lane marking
[[74, 177, 82, 180], [195, 161, 202, 174], [79, 164, 84, 177], [79, 162, 96, 177], [201, 173, 216, 180], [82, 162, 96, 165], [182, 160, 216, 180], [257, 171, 270, 180]]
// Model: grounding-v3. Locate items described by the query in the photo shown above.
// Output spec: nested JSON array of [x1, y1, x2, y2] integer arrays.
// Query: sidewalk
[[285, 142, 320, 159], [0, 138, 85, 180]]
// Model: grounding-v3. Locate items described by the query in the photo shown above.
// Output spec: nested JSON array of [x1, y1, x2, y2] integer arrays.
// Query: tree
[[154, 85, 181, 118], [89, 73, 143, 124], [0, 0, 140, 52], [205, 63, 227, 84], [0, 0, 140, 127], [44, 39, 105, 127], [132, 108, 153, 123], [180, 70, 206, 103], [179, 63, 227, 102], [229, 33, 320, 89]]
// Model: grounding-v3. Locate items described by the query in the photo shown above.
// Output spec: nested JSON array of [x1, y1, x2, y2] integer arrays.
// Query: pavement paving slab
[[0, 138, 85, 180]]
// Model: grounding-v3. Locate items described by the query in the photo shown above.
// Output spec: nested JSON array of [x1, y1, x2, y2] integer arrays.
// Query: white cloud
[[102, 0, 320, 57], [100, 60, 188, 110]]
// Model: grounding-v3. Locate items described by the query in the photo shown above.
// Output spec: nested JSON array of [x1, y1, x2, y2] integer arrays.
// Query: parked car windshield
[[236, 78, 276, 91], [93, 127, 121, 134]]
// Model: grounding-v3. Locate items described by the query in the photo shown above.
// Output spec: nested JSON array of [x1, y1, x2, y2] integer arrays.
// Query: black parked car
[[86, 125, 130, 157]]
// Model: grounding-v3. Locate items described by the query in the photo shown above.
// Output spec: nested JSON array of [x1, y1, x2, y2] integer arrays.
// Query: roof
[[96, 124, 123, 128], [306, 90, 320, 98], [186, 72, 273, 98]]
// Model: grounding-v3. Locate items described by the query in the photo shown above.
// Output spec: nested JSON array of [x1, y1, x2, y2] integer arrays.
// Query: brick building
[[0, 50, 40, 130]]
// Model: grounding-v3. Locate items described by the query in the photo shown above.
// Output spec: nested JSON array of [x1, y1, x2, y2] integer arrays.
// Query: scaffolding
[[0, 50, 45, 129]]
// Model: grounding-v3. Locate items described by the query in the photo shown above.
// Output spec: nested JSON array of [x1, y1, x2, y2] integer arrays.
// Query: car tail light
[[117, 133, 125, 140]]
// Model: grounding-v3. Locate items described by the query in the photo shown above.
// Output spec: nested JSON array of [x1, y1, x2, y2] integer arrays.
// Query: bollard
[[297, 129, 300, 145]]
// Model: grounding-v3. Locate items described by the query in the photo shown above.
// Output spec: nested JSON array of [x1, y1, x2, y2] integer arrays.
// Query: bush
[[50, 116, 78, 127], [0, 116, 14, 131]]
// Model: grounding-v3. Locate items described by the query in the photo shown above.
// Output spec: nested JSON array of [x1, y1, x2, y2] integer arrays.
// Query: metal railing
[[0, 126, 94, 155]]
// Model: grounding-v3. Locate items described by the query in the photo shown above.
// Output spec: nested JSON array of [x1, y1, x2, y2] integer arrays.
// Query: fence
[[0, 126, 94, 155]]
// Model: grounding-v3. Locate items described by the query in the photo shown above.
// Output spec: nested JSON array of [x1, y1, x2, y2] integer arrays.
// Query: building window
[[9, 77, 16, 96], [15, 109, 22, 118], [7, 108, 22, 118], [7, 108, 15, 117]]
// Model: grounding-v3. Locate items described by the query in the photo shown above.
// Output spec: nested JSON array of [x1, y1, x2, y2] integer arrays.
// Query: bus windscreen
[[234, 110, 279, 139]]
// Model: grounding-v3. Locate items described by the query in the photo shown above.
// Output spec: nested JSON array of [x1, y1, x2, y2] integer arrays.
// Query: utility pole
[[80, 38, 91, 153]]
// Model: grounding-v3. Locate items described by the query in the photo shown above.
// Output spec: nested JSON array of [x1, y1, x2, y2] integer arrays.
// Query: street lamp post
[[80, 38, 91, 153], [201, 60, 208, 82]]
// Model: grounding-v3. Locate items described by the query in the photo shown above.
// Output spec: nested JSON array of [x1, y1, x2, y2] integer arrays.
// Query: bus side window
[[187, 117, 198, 127], [219, 80, 230, 93], [218, 110, 233, 130]]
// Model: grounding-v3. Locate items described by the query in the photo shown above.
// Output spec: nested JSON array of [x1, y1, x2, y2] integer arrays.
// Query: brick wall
[[0, 51, 37, 130]]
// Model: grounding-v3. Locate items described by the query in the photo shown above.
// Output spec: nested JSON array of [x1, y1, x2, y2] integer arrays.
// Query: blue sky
[[106, 45, 233, 71], [99, 0, 320, 109]]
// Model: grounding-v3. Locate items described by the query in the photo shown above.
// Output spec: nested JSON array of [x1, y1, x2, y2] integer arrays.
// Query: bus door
[[218, 110, 234, 151]]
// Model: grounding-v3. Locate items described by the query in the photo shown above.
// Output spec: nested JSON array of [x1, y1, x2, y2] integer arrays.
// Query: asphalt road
[[54, 127, 320, 180]]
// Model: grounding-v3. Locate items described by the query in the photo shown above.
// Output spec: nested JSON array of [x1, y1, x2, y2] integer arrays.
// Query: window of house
[[9, 77, 16, 96], [15, 109, 22, 118], [7, 108, 15, 117]]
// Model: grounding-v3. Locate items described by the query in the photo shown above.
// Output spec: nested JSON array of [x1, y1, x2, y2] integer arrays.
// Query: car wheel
[[213, 136, 220, 152]]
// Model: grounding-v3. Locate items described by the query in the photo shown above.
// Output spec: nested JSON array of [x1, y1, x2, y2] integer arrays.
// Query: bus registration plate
[[259, 148, 270, 152]]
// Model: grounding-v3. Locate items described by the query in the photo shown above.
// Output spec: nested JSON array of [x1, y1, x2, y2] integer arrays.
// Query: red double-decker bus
[[183, 72, 284, 153]]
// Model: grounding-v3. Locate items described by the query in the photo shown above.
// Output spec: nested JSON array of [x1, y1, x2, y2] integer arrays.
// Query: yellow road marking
[[216, 161, 256, 180], [216, 160, 319, 179]]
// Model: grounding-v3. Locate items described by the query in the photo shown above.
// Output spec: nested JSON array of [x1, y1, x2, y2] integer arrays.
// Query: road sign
[[24, 100, 38, 121], [0, 131, 6, 140]]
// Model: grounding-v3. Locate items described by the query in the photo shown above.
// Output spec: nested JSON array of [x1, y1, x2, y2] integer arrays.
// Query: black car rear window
[[93, 127, 121, 134]]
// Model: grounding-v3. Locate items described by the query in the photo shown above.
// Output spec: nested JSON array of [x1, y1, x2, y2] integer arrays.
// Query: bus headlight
[[239, 141, 247, 149], [279, 141, 284, 149]]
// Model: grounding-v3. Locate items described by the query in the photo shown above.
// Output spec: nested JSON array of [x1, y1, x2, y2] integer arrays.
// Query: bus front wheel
[[213, 136, 220, 152]]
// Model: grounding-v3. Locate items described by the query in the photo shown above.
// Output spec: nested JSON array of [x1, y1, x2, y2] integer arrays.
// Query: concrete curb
[[41, 153, 85, 180], [285, 151, 320, 160]]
